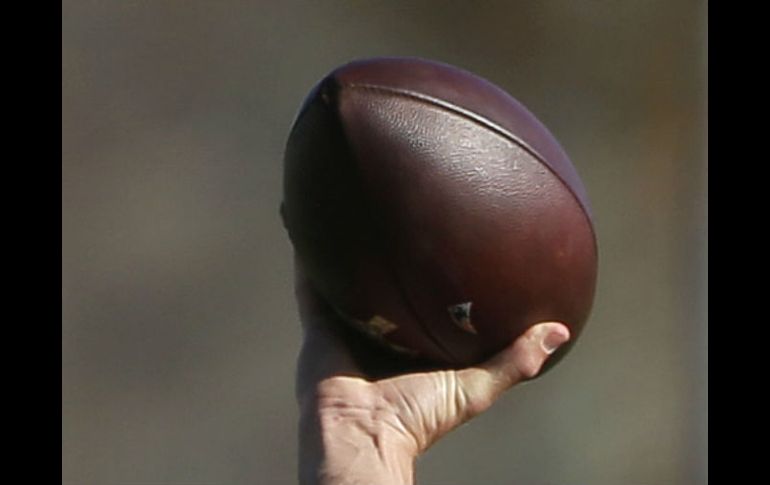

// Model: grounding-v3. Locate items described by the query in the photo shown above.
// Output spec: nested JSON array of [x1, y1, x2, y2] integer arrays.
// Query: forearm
[[299, 401, 417, 485]]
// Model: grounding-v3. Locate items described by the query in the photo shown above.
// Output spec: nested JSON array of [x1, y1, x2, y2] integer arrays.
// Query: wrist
[[299, 383, 417, 485]]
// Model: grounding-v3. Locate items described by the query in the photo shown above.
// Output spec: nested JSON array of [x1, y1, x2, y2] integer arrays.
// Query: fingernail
[[541, 327, 570, 354]]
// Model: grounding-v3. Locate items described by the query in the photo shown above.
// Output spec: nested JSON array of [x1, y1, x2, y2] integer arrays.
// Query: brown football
[[282, 57, 598, 369]]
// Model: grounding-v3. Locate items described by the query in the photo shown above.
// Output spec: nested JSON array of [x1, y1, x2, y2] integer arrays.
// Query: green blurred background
[[62, 1, 707, 484]]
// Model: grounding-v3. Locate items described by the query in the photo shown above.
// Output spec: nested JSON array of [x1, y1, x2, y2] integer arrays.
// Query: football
[[282, 57, 597, 369]]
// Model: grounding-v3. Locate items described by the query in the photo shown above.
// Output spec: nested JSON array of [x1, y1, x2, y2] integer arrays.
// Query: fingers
[[480, 321, 571, 385], [293, 254, 337, 332], [455, 322, 571, 418], [294, 255, 365, 403], [296, 327, 367, 403]]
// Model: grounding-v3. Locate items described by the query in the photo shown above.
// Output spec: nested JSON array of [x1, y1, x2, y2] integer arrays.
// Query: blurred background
[[62, 1, 707, 484]]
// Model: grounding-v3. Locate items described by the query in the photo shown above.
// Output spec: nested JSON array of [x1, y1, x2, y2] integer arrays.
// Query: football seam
[[315, 80, 461, 365], [343, 82, 598, 253]]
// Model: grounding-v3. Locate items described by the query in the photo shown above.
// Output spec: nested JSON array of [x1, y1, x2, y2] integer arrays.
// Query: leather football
[[282, 57, 598, 369]]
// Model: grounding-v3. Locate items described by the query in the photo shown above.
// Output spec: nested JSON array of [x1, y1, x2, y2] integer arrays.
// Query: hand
[[294, 257, 571, 485]]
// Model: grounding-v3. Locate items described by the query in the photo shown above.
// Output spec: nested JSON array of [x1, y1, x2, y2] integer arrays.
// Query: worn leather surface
[[283, 57, 598, 367]]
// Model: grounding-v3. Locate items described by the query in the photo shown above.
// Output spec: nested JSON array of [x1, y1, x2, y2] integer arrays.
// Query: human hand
[[294, 257, 571, 485]]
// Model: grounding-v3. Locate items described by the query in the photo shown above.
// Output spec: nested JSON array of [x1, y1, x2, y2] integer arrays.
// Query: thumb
[[454, 322, 571, 419]]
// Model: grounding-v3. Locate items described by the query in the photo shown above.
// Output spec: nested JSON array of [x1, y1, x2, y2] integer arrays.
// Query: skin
[[294, 256, 571, 485]]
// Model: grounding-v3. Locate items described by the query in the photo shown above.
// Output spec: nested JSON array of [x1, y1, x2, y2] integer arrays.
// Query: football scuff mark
[[366, 315, 398, 336], [448, 302, 477, 334]]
